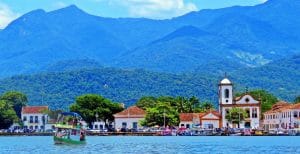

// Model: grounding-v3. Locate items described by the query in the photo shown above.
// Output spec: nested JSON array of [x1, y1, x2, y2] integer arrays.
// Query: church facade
[[218, 78, 261, 129]]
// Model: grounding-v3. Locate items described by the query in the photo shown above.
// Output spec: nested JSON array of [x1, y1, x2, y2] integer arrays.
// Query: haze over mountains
[[0, 0, 299, 108]]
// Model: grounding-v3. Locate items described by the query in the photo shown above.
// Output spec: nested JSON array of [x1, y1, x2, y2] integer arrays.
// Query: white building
[[21, 106, 49, 131], [219, 77, 261, 129], [91, 121, 114, 130], [179, 111, 221, 129], [114, 106, 145, 131], [264, 101, 300, 130]]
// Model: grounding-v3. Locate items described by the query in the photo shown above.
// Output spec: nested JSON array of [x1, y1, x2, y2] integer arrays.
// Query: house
[[91, 121, 114, 130], [21, 106, 49, 131], [179, 111, 221, 129], [113, 106, 145, 130], [263, 101, 300, 131], [219, 77, 261, 129]]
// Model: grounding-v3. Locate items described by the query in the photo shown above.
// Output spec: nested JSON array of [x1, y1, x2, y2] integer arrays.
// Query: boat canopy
[[61, 112, 81, 117]]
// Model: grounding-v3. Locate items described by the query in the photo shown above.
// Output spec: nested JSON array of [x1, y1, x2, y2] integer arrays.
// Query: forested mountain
[[0, 68, 218, 109], [0, 53, 298, 109], [0, 0, 299, 76], [0, 0, 299, 109]]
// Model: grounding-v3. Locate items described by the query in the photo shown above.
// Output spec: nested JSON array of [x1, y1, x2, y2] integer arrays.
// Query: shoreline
[[0, 132, 294, 136]]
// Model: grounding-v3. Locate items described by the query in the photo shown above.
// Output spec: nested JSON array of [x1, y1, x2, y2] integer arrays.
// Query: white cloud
[[0, 2, 19, 29], [259, 0, 268, 3], [112, 0, 198, 19], [52, 1, 68, 10]]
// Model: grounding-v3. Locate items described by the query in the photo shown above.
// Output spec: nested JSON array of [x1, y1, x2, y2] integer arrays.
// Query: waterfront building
[[179, 111, 221, 129], [91, 120, 114, 130], [21, 106, 49, 131], [263, 101, 300, 131], [219, 77, 261, 129], [113, 106, 145, 130]]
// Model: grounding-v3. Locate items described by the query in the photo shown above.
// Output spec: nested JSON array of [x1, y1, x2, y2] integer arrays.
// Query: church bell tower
[[218, 77, 233, 109]]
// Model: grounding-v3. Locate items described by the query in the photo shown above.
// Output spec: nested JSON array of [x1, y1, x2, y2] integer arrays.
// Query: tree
[[294, 96, 300, 104], [236, 90, 278, 114], [140, 101, 179, 127], [69, 94, 123, 129], [136, 96, 203, 114], [136, 96, 157, 110], [46, 109, 63, 120], [200, 102, 215, 112], [225, 108, 248, 128], [0, 100, 18, 129], [1, 91, 28, 118], [189, 96, 201, 110]]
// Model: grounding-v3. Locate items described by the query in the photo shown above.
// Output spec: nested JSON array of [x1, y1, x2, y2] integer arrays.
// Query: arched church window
[[225, 89, 230, 98]]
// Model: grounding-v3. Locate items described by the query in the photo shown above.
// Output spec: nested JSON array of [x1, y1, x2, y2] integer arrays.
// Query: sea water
[[0, 136, 299, 154]]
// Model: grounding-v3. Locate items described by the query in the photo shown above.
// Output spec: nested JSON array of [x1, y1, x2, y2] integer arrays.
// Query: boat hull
[[54, 136, 86, 145]]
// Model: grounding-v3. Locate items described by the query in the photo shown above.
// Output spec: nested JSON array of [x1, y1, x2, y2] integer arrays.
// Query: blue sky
[[0, 0, 267, 28]]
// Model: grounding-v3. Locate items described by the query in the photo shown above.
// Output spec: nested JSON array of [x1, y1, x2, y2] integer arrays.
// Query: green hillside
[[0, 68, 218, 109], [0, 54, 299, 110]]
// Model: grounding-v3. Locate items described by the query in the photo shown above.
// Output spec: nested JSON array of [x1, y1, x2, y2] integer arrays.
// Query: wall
[[114, 117, 144, 130]]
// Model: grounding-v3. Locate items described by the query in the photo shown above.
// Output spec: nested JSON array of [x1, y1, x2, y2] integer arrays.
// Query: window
[[245, 98, 250, 103], [122, 122, 127, 128], [42, 116, 45, 124], [295, 123, 299, 128], [35, 116, 38, 123], [226, 109, 229, 114], [252, 108, 258, 118], [35, 126, 38, 130], [186, 124, 190, 129], [95, 124, 98, 129], [181, 124, 184, 127], [246, 108, 250, 118], [23, 116, 27, 121], [100, 125, 103, 130], [29, 126, 33, 130], [225, 89, 230, 98], [133, 122, 138, 129], [40, 126, 44, 130], [30, 116, 33, 123], [294, 111, 298, 118]]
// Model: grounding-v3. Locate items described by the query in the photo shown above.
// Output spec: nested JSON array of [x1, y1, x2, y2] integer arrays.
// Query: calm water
[[0, 136, 300, 154]]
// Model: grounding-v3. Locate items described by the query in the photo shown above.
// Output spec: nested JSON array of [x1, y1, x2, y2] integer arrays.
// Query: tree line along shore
[[0, 90, 300, 132]]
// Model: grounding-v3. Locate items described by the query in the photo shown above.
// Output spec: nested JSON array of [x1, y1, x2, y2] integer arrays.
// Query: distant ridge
[[0, 0, 299, 109]]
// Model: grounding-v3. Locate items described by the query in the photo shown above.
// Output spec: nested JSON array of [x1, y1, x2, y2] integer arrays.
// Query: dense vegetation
[[0, 63, 298, 110], [70, 94, 124, 129], [137, 96, 214, 127], [0, 91, 27, 129], [0, 0, 298, 111], [0, 68, 217, 109], [225, 108, 248, 128]]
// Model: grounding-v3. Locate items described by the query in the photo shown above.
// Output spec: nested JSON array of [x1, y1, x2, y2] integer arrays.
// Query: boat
[[53, 112, 87, 144]]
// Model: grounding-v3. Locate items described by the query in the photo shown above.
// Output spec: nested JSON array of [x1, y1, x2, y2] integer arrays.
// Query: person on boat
[[80, 131, 85, 141], [72, 118, 78, 128]]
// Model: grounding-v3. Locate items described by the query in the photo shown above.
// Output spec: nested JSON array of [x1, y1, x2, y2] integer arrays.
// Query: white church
[[218, 77, 261, 129]]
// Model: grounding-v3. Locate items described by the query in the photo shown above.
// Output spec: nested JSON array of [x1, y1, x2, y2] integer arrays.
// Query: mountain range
[[0, 0, 299, 108]]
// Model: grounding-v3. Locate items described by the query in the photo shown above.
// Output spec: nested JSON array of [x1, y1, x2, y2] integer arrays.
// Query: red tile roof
[[114, 106, 145, 118], [200, 110, 221, 118], [22, 106, 48, 114], [264, 101, 296, 114], [179, 113, 194, 122], [180, 111, 221, 122], [289, 103, 300, 110]]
